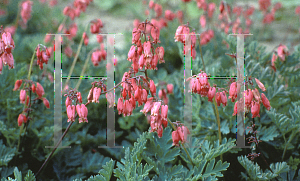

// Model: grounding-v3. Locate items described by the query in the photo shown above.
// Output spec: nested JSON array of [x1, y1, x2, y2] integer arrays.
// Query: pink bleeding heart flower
[[92, 87, 101, 103], [76, 104, 88, 123], [67, 105, 76, 122]]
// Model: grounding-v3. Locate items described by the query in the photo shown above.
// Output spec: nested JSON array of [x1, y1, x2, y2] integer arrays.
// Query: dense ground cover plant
[[0, 0, 300, 180]]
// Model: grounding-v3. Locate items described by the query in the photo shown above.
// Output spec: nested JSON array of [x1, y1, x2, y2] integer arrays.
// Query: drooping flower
[[18, 114, 27, 127], [76, 104, 88, 123], [167, 84, 173, 94], [141, 98, 154, 115], [172, 130, 180, 146], [277, 44, 288, 61], [161, 105, 168, 120], [207, 87, 216, 102], [251, 101, 260, 118], [271, 53, 277, 71], [220, 91, 227, 106], [150, 80, 156, 96], [229, 82, 237, 102], [20, 1, 33, 25], [36, 82, 45, 98], [92, 87, 101, 103], [143, 41, 152, 58], [67, 105, 76, 122], [261, 93, 271, 110], [255, 78, 266, 91], [252, 88, 261, 102], [65, 96, 72, 108], [82, 32, 89, 46], [20, 90, 26, 104], [245, 89, 253, 107], [43, 97, 50, 108], [77, 92, 82, 103], [151, 101, 161, 116], [13, 80, 22, 91], [151, 27, 160, 42], [117, 97, 123, 115]]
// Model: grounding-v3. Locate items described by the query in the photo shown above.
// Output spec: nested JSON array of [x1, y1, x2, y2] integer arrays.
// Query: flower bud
[[87, 87, 94, 103], [13, 80, 22, 91], [261, 93, 271, 111], [36, 82, 45, 98], [255, 78, 266, 92], [18, 114, 27, 127], [251, 101, 260, 118], [43, 97, 50, 108], [172, 130, 180, 146], [117, 97, 123, 115], [161, 105, 168, 120], [20, 90, 26, 104], [150, 80, 156, 96]]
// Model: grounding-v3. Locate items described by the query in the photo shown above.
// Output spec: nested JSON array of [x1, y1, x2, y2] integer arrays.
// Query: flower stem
[[213, 97, 223, 161], [27, 49, 36, 80], [17, 50, 36, 152], [181, 142, 194, 166], [36, 100, 91, 177], [198, 37, 206, 72], [65, 23, 89, 87], [75, 49, 95, 90], [36, 121, 74, 177]]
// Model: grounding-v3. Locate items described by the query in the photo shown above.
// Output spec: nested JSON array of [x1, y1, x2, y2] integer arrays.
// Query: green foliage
[[114, 131, 153, 181], [238, 156, 290, 180], [1, 168, 35, 181], [0, 140, 16, 167]]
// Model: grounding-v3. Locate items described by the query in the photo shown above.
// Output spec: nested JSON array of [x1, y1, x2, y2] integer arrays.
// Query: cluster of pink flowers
[[200, 29, 214, 45], [20, 0, 33, 26], [65, 90, 88, 123], [135, 0, 182, 32], [117, 72, 147, 117], [64, 23, 78, 41], [14, 80, 50, 126], [0, 29, 15, 74], [259, 0, 281, 24], [91, 43, 107, 66], [172, 124, 190, 146], [187, 72, 211, 97], [36, 45, 51, 70], [158, 83, 173, 105], [174, 25, 199, 60], [271, 44, 289, 71], [145, 101, 169, 138], [128, 20, 165, 72], [187, 70, 271, 118], [232, 78, 271, 118], [218, 1, 255, 34], [63, 0, 93, 20]]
